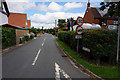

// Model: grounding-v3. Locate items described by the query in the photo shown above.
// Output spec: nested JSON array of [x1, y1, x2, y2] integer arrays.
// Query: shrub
[[58, 29, 117, 65], [2, 27, 16, 49], [82, 29, 117, 65], [19, 32, 35, 44], [30, 32, 35, 39]]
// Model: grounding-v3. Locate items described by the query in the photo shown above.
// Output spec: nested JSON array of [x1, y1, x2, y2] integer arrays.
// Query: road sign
[[76, 26, 83, 35], [75, 35, 82, 39], [77, 17, 83, 26]]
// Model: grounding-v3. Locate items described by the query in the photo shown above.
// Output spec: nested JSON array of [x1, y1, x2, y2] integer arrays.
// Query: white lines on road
[[55, 62, 72, 80], [42, 38, 46, 46], [52, 35, 54, 39], [42, 42, 44, 46], [32, 49, 41, 66]]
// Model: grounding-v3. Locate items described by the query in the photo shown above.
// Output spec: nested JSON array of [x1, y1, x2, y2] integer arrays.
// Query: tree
[[57, 19, 66, 29], [100, 1, 120, 18]]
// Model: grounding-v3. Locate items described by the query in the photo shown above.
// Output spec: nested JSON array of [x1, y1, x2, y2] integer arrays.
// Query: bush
[[30, 32, 35, 39], [82, 29, 117, 65], [2, 27, 16, 49], [58, 29, 117, 65], [19, 32, 35, 44]]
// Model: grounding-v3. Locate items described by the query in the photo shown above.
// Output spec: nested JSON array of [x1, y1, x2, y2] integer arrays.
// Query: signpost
[[76, 16, 84, 53]]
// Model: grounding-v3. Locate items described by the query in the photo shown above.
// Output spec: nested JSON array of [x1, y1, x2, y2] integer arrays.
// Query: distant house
[[27, 20, 31, 29], [83, 1, 118, 29], [3, 12, 30, 44]]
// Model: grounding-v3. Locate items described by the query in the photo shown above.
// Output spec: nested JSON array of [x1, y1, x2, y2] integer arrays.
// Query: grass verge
[[56, 38, 120, 79]]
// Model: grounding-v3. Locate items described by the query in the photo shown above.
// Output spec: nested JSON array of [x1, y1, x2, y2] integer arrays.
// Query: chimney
[[87, 0, 90, 8]]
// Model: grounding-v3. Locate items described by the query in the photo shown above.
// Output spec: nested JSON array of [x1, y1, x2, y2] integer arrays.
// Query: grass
[[56, 38, 120, 79]]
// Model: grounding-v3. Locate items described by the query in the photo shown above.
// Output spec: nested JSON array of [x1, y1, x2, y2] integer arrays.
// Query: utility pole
[[55, 19, 56, 36], [116, 1, 120, 64]]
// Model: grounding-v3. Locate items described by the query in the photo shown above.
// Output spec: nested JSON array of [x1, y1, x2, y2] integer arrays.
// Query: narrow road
[[2, 33, 91, 80]]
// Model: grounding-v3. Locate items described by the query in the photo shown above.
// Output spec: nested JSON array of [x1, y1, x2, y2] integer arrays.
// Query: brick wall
[[107, 20, 114, 25], [94, 19, 100, 24], [16, 29, 29, 44], [83, 8, 95, 24]]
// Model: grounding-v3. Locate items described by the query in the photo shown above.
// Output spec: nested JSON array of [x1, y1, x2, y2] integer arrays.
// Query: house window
[[114, 21, 118, 25], [102, 22, 106, 26]]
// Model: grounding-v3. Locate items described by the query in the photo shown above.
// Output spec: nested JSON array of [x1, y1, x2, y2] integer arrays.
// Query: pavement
[[2, 33, 92, 80]]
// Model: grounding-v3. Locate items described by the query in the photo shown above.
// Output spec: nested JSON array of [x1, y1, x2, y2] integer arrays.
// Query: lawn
[[56, 38, 120, 79]]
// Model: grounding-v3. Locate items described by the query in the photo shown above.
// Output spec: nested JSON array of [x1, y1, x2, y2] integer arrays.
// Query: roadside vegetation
[[56, 29, 120, 79], [56, 38, 119, 79], [2, 27, 16, 49]]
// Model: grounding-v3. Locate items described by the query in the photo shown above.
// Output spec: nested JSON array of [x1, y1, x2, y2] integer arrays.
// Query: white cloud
[[47, 2, 63, 12], [35, 2, 84, 12], [64, 2, 84, 10], [30, 12, 84, 29], [7, 2, 36, 13], [35, 3, 48, 12], [35, 2, 63, 12]]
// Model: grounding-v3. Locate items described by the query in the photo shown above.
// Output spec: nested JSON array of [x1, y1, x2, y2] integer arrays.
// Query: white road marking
[[44, 38, 46, 41], [32, 49, 41, 66], [42, 42, 44, 46], [52, 35, 54, 38], [42, 38, 46, 46], [55, 62, 72, 80], [55, 63, 61, 80]]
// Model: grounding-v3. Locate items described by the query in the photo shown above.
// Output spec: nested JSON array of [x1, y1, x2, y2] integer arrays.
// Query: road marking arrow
[[55, 62, 72, 80]]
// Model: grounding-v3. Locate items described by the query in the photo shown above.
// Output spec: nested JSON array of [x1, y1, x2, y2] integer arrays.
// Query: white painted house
[[0, 0, 10, 25]]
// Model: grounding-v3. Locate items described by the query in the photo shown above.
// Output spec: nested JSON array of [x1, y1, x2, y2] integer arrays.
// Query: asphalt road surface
[[2, 33, 91, 80]]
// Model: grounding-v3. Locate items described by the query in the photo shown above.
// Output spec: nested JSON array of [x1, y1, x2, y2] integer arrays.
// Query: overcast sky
[[6, 0, 103, 29]]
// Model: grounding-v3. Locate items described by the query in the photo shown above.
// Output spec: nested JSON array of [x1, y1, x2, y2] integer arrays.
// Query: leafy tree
[[57, 19, 66, 29], [100, 1, 120, 18]]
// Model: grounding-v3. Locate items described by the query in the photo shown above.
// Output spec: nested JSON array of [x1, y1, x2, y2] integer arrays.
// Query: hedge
[[58, 29, 117, 65], [2, 27, 16, 49]]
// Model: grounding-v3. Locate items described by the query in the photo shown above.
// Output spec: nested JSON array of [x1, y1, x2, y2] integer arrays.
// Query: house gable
[[27, 20, 31, 29], [8, 13, 27, 28], [83, 8, 95, 24]]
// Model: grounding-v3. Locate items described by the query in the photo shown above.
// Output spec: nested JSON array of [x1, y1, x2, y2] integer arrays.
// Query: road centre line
[[42, 42, 44, 46], [42, 38, 46, 46], [32, 49, 41, 66]]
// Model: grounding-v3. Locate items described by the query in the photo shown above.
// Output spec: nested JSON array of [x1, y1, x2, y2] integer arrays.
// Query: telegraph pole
[[117, 17, 120, 64], [55, 19, 56, 36]]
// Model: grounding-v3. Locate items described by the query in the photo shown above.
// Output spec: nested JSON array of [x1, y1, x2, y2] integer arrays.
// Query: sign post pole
[[76, 16, 84, 53]]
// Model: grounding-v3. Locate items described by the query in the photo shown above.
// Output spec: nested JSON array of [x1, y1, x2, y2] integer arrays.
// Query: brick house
[[27, 20, 31, 29], [3, 12, 30, 44], [83, 1, 118, 29]]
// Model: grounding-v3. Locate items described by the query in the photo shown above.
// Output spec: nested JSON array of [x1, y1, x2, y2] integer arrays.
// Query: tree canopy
[[57, 19, 66, 29], [100, 1, 120, 18]]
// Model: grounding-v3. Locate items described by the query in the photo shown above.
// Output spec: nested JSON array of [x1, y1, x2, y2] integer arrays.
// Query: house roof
[[27, 20, 31, 29], [89, 7, 102, 18], [2, 24, 28, 30], [8, 12, 27, 28], [88, 7, 108, 19]]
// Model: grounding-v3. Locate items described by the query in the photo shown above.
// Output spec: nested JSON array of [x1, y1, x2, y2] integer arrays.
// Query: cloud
[[30, 12, 84, 28], [64, 2, 84, 10], [7, 2, 36, 13], [35, 2, 85, 12], [35, 3, 48, 12], [47, 2, 63, 11]]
